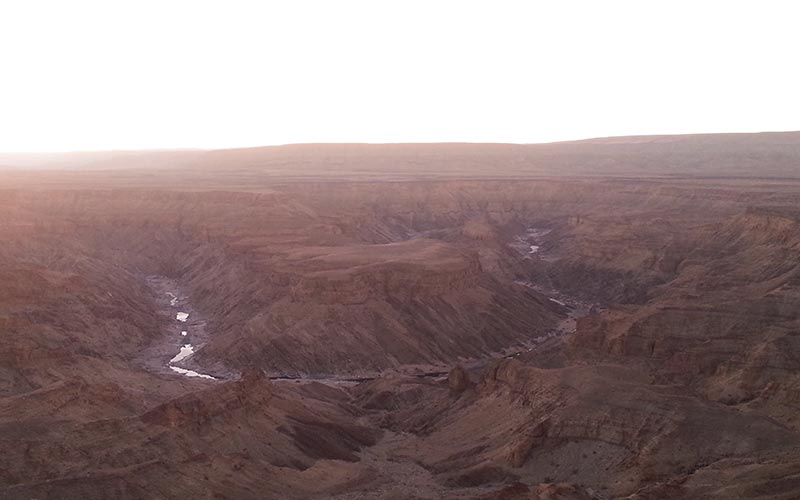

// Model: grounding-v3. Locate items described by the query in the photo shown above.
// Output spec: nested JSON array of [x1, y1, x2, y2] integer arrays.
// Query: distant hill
[[3, 131, 800, 179], [189, 131, 800, 179]]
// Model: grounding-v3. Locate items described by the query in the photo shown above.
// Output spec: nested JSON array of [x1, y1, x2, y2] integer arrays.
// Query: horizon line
[[2, 129, 800, 156]]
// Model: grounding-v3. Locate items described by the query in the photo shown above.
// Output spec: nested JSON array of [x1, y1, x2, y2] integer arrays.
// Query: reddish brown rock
[[448, 364, 471, 393]]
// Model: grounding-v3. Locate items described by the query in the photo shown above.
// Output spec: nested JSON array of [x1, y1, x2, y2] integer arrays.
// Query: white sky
[[1, 0, 799, 152]]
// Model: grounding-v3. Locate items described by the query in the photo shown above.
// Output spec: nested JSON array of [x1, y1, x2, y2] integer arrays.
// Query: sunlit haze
[[1, 0, 799, 152]]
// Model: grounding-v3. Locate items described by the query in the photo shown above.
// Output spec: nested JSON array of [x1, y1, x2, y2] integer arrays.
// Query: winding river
[[163, 290, 218, 380]]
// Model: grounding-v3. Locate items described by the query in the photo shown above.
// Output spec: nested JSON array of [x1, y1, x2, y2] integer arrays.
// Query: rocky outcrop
[[286, 243, 481, 304], [448, 365, 471, 393], [531, 483, 594, 500], [141, 370, 273, 429]]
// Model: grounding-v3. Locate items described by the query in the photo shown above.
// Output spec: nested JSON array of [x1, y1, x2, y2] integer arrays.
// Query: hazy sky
[[1, 0, 799, 152]]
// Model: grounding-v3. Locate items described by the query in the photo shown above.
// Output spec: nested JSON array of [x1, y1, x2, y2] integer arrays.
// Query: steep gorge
[[3, 168, 800, 499]]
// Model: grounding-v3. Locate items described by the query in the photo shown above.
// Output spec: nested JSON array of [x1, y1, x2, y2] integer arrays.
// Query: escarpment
[[286, 239, 482, 304]]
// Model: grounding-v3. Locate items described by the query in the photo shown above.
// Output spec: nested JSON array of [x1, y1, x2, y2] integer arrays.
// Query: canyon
[[2, 134, 800, 499]]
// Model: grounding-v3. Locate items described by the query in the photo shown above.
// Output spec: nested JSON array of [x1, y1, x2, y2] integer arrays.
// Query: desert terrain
[[2, 133, 800, 499]]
